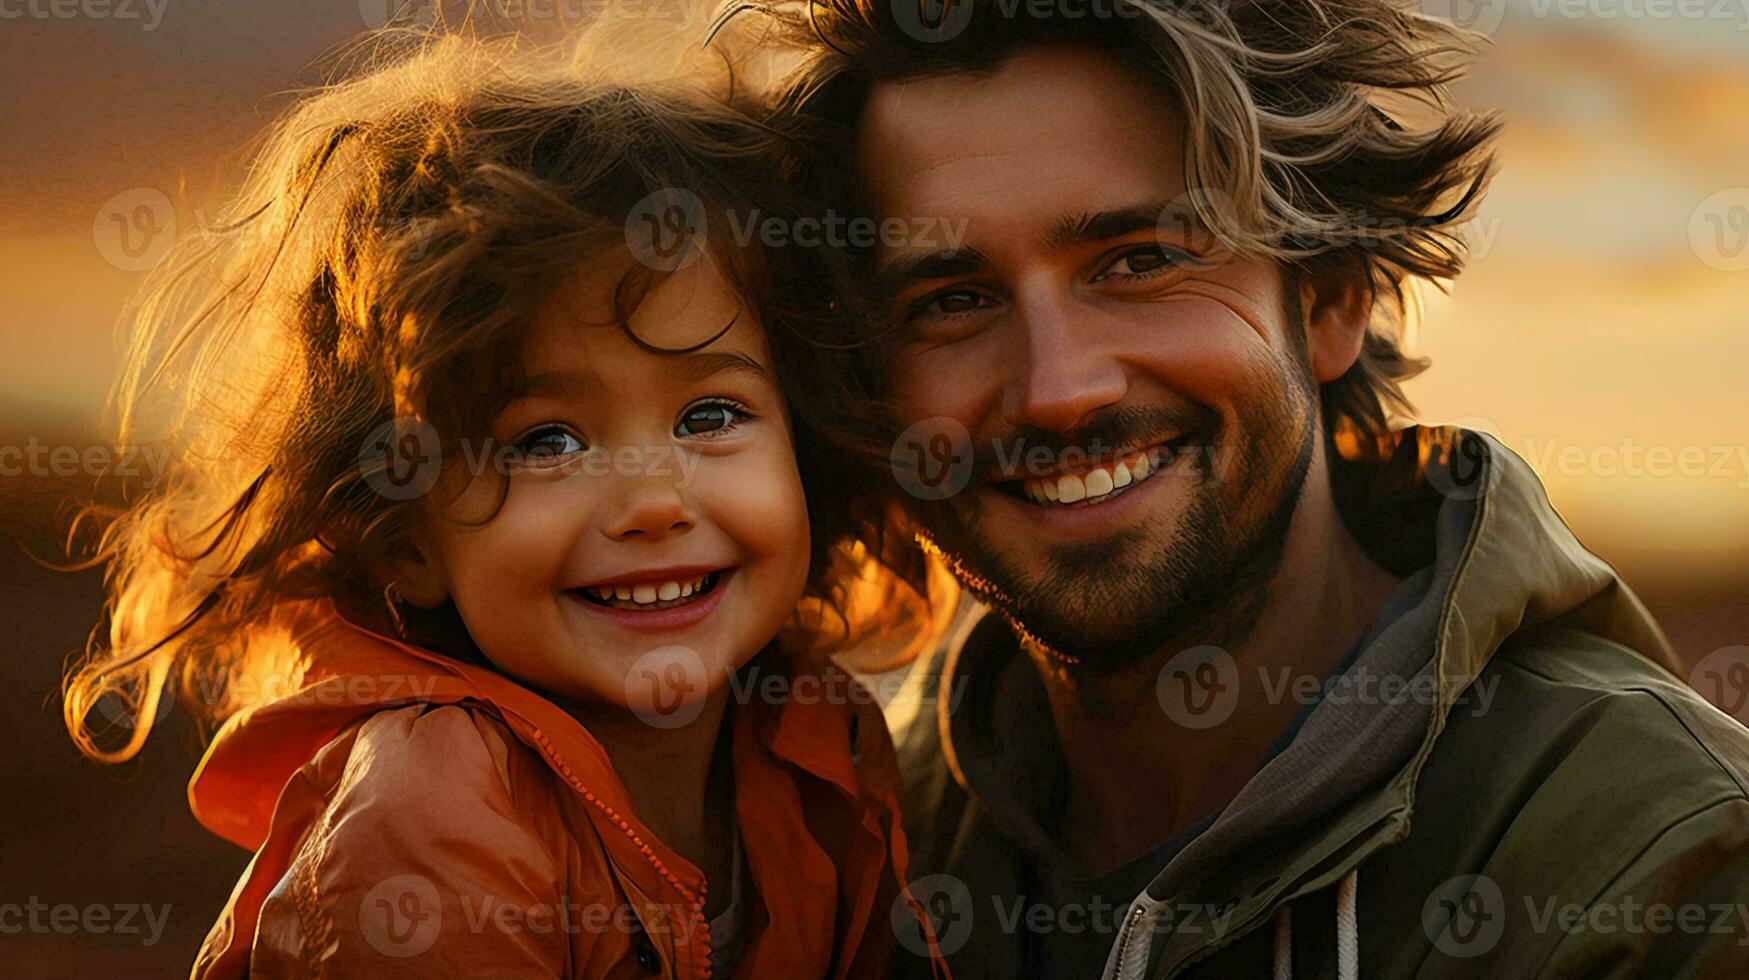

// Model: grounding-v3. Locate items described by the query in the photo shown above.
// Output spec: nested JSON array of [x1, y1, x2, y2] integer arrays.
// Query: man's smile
[[990, 432, 1202, 508]]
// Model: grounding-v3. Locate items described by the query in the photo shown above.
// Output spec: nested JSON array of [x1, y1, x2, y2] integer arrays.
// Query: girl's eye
[[675, 399, 752, 438], [1093, 244, 1190, 282], [513, 425, 585, 463]]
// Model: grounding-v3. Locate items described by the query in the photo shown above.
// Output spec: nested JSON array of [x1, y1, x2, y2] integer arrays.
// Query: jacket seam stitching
[[294, 807, 338, 980], [1504, 658, 1749, 798], [1528, 796, 1749, 977]]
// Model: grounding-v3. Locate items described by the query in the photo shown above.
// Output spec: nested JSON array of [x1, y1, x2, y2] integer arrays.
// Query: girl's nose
[[600, 476, 695, 542]]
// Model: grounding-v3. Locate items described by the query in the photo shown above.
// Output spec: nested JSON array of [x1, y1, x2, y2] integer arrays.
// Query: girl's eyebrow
[[674, 350, 769, 383], [511, 350, 768, 400], [512, 371, 587, 398]]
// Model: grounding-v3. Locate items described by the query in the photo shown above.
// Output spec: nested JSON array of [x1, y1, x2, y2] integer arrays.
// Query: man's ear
[[1295, 261, 1373, 384], [370, 528, 450, 610]]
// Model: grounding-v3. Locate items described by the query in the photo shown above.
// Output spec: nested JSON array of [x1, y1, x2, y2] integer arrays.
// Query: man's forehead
[[855, 44, 1189, 241]]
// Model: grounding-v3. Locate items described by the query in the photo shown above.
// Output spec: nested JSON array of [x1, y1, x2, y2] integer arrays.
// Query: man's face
[[858, 44, 1322, 668]]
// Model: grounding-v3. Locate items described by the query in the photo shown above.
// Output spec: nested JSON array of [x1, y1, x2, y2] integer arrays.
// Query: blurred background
[[1, 0, 1745, 974]]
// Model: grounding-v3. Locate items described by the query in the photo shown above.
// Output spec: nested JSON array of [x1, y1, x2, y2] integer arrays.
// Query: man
[[757, 1, 1749, 977]]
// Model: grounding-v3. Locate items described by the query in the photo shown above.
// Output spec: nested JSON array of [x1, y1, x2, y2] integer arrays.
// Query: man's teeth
[[587, 573, 710, 605], [1020, 449, 1154, 506]]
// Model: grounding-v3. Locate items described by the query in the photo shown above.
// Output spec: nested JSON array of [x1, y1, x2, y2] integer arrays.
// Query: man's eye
[[934, 291, 985, 314], [514, 426, 585, 462], [675, 399, 752, 438], [909, 289, 992, 321], [1094, 245, 1187, 281]]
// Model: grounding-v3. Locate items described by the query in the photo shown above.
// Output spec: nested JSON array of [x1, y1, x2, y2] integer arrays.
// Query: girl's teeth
[[590, 574, 712, 607]]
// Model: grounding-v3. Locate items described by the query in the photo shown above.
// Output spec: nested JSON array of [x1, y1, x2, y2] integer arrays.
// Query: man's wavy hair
[[737, 0, 1502, 460]]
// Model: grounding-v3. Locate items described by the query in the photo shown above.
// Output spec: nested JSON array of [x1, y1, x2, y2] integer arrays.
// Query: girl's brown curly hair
[[61, 27, 947, 763]]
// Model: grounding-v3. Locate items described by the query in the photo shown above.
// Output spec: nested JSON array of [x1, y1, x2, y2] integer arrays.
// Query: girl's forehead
[[538, 249, 755, 335], [514, 250, 773, 390]]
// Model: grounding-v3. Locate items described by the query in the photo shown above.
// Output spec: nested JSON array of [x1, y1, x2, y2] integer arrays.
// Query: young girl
[[61, 31, 947, 979]]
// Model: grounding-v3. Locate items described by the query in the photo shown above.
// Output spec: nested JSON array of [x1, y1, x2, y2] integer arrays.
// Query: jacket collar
[[188, 599, 915, 977]]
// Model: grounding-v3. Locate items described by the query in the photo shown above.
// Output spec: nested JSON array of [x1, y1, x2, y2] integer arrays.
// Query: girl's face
[[404, 251, 811, 718]]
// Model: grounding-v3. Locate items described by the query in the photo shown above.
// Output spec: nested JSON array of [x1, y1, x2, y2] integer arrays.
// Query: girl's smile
[[566, 565, 737, 634]]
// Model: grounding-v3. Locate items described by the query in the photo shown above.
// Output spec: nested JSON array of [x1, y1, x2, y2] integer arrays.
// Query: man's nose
[[1002, 294, 1128, 433], [599, 467, 695, 542]]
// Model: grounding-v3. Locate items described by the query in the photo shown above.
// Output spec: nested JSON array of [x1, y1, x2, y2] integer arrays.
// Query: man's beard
[[920, 358, 1320, 673]]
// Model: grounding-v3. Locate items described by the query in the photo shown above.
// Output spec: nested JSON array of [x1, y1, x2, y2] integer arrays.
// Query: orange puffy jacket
[[187, 599, 945, 979]]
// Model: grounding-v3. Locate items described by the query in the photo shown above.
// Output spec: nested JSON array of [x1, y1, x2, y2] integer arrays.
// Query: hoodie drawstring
[[1272, 866, 1359, 980], [1272, 905, 1292, 980], [1336, 867, 1359, 979]]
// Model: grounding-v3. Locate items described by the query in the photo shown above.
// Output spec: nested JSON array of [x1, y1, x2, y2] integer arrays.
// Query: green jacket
[[888, 427, 1749, 979]]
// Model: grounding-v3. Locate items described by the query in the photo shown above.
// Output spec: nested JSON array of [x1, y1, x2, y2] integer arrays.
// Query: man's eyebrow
[[873, 246, 993, 296], [1044, 198, 1194, 251], [869, 201, 1207, 296]]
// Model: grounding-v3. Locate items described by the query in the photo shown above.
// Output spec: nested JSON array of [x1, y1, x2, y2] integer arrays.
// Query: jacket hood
[[923, 426, 1678, 977]]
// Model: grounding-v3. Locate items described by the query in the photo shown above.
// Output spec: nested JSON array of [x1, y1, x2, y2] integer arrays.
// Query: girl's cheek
[[441, 491, 580, 597], [698, 443, 809, 561]]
